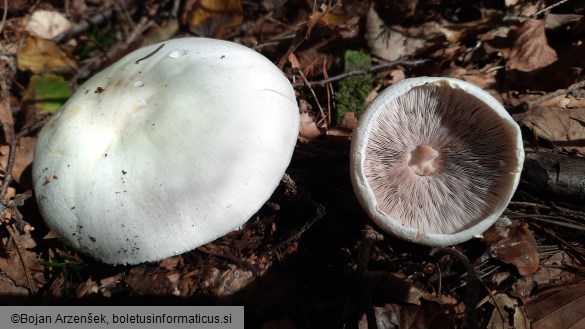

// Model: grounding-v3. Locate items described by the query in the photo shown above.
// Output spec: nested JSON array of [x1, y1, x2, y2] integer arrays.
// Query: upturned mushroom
[[33, 37, 300, 264], [350, 77, 524, 246]]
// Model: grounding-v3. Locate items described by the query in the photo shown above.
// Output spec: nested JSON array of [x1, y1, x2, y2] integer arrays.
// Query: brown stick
[[523, 152, 585, 200], [294, 59, 428, 88]]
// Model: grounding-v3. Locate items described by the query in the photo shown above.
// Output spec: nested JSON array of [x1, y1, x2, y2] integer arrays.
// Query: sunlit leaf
[[22, 74, 72, 114], [17, 35, 77, 74], [184, 0, 243, 38]]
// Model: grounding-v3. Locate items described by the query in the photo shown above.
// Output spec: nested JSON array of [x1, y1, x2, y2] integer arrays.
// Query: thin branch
[[54, 8, 114, 44], [15, 116, 50, 140], [0, 0, 7, 36], [0, 135, 17, 198], [54, 0, 138, 44], [431, 247, 481, 329], [294, 59, 429, 88], [530, 0, 570, 18], [273, 200, 325, 251], [0, 65, 15, 198], [297, 68, 329, 129]]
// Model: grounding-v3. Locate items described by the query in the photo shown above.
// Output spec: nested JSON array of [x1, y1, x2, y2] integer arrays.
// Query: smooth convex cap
[[350, 77, 524, 246], [33, 37, 300, 264]]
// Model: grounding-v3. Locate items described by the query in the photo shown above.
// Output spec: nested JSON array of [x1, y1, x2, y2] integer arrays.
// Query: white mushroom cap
[[350, 77, 524, 246], [33, 37, 300, 264]]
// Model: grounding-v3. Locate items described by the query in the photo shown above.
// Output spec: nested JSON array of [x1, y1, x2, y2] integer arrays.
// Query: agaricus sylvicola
[[350, 77, 524, 246], [33, 37, 300, 264]]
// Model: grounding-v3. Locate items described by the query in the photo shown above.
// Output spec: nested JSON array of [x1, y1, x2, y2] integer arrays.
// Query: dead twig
[[54, 8, 114, 44], [197, 244, 260, 274], [294, 59, 429, 88], [0, 0, 7, 36], [15, 116, 51, 140], [530, 0, 570, 18], [297, 67, 329, 129], [54, 0, 138, 43], [529, 222, 585, 264], [273, 200, 325, 251], [0, 64, 15, 198], [0, 136, 17, 198], [431, 247, 480, 329]]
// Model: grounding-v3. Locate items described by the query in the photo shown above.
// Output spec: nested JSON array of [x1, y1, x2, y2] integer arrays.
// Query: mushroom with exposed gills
[[350, 77, 524, 246], [33, 37, 300, 265]]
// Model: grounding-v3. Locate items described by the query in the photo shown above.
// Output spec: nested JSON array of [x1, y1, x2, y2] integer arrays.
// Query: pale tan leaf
[[299, 112, 321, 141], [365, 5, 406, 61], [25, 10, 71, 39], [520, 106, 585, 154]]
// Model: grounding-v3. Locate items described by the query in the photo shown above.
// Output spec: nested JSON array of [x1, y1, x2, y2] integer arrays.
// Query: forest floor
[[1, 0, 585, 328]]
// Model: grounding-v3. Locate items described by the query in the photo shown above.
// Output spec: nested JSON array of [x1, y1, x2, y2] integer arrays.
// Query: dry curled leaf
[[483, 219, 539, 275], [299, 112, 321, 141], [506, 19, 557, 72], [17, 35, 77, 75]]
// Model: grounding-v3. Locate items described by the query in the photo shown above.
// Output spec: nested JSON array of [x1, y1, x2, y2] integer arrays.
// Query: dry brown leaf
[[487, 293, 529, 329], [359, 302, 454, 329], [0, 229, 44, 292], [299, 112, 321, 141], [520, 106, 585, 154], [0, 137, 36, 187], [304, 1, 349, 39], [526, 279, 585, 329], [483, 219, 539, 275], [0, 273, 30, 296], [533, 251, 577, 287], [511, 276, 536, 303], [507, 19, 557, 72], [0, 67, 14, 144], [159, 255, 181, 270], [338, 111, 358, 130], [12, 137, 35, 185], [139, 20, 180, 47], [183, 0, 243, 38], [17, 35, 77, 74]]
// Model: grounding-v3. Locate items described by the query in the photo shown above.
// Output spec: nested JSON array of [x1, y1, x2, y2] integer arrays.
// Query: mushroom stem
[[407, 144, 439, 176]]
